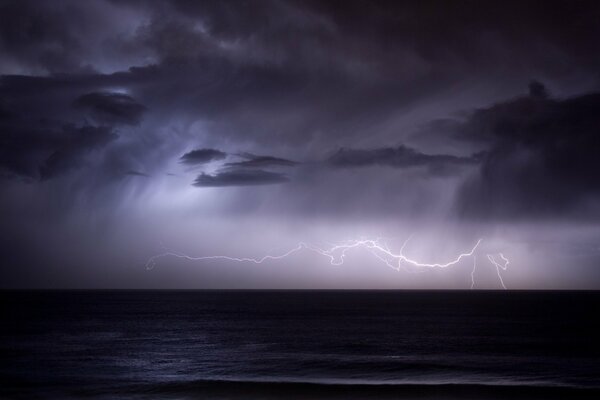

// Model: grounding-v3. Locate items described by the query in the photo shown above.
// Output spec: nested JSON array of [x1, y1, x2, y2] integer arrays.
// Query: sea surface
[[1, 290, 599, 399]]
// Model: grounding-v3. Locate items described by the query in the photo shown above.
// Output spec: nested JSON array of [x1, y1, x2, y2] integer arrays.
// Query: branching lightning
[[146, 236, 510, 289], [486, 253, 510, 290]]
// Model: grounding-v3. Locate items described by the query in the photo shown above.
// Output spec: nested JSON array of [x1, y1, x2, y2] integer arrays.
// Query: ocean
[[1, 290, 599, 399]]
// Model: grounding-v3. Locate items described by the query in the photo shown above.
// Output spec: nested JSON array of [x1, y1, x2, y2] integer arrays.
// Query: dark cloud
[[0, 0, 89, 73], [1, 0, 600, 288], [155, 0, 600, 82], [0, 107, 117, 180], [0, 0, 154, 75], [73, 92, 147, 126], [225, 153, 298, 168], [39, 125, 117, 180], [328, 146, 480, 172], [124, 170, 149, 177], [180, 148, 227, 165], [0, 75, 149, 184], [452, 83, 600, 218], [193, 169, 289, 187]]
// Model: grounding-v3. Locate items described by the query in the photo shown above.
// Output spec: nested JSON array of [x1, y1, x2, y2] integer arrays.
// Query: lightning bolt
[[146, 237, 509, 289], [486, 253, 509, 290], [471, 255, 477, 289]]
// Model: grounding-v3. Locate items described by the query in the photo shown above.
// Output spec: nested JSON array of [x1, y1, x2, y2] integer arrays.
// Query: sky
[[1, 0, 600, 289]]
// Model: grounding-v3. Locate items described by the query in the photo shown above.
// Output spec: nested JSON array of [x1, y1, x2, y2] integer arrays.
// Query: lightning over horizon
[[2, 0, 600, 291], [145, 237, 509, 289], [3, 1, 600, 398], [487, 254, 510, 290]]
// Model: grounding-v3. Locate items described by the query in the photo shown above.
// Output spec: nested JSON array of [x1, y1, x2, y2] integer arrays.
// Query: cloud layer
[[1, 0, 600, 288], [193, 169, 289, 187], [448, 83, 600, 218]]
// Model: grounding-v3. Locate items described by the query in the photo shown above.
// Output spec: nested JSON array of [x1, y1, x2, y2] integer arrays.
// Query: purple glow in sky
[[1, 0, 600, 289]]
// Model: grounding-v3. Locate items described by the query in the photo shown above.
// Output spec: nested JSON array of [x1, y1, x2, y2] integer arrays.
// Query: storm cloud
[[1, 0, 600, 288], [73, 92, 147, 126], [180, 148, 227, 165], [443, 83, 600, 218], [0, 110, 117, 180], [225, 153, 298, 168], [193, 169, 289, 187], [328, 146, 480, 172]]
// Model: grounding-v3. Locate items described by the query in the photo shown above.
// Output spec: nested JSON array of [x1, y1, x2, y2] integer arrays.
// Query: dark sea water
[[1, 290, 599, 399]]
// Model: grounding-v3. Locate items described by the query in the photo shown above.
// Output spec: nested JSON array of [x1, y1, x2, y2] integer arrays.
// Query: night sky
[[1, 0, 600, 289]]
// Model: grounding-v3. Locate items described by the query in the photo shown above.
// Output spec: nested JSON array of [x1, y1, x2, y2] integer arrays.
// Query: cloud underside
[[73, 92, 147, 126], [180, 149, 227, 165], [0, 119, 117, 180], [451, 85, 600, 218], [0, 1, 599, 220], [328, 146, 479, 172], [225, 153, 297, 168], [124, 170, 149, 177], [1, 85, 144, 181], [193, 169, 289, 187], [181, 151, 296, 186]]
